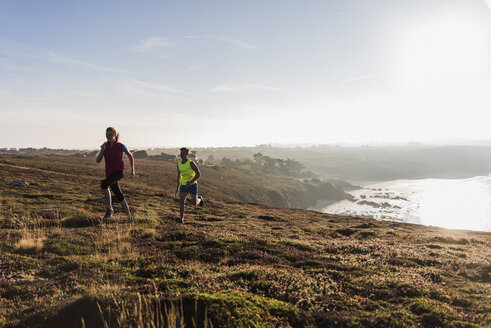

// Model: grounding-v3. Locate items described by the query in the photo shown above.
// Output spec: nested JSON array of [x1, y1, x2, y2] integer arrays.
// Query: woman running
[[96, 127, 135, 223]]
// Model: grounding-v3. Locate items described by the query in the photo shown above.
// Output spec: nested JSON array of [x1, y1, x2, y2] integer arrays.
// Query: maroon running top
[[103, 142, 126, 176]]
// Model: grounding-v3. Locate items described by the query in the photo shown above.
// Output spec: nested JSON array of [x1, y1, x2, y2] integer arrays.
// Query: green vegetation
[[0, 155, 489, 327], [218, 153, 315, 179]]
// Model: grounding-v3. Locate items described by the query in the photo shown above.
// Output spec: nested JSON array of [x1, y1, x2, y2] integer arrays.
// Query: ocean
[[321, 175, 491, 232]]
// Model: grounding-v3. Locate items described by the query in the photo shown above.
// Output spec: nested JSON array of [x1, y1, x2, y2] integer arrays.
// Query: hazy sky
[[1, 0, 491, 148]]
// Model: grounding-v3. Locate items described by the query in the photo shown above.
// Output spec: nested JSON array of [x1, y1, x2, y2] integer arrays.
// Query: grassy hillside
[[0, 155, 350, 211], [0, 155, 489, 327]]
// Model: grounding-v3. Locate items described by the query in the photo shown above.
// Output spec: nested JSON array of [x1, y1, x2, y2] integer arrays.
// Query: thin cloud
[[233, 103, 267, 113], [0, 63, 30, 73], [42, 52, 127, 73], [132, 79, 190, 95], [207, 83, 282, 94], [344, 71, 392, 83], [208, 85, 244, 93], [182, 62, 212, 73], [0, 39, 126, 73], [5, 95, 98, 105], [185, 35, 256, 49], [242, 84, 282, 92], [131, 37, 174, 52]]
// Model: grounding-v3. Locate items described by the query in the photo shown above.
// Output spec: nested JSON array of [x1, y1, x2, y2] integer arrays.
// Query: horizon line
[[3, 140, 491, 151]]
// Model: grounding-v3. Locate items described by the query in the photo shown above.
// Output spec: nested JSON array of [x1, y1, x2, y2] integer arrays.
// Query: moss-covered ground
[[0, 155, 489, 327]]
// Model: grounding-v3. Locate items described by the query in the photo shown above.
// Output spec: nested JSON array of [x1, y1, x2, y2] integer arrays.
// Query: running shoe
[[198, 195, 204, 207], [104, 207, 114, 218]]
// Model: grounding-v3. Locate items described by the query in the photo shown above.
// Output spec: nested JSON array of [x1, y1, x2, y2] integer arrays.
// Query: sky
[[1, 0, 491, 149]]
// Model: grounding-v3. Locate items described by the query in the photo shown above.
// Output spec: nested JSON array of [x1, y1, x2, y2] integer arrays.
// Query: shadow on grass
[[61, 216, 112, 228], [13, 291, 304, 328], [11, 296, 103, 328]]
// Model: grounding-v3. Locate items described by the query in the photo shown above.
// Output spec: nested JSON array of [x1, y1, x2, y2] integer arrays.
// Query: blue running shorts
[[179, 183, 198, 195]]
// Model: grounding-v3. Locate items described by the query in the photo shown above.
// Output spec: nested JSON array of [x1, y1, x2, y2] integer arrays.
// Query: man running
[[175, 147, 203, 223]]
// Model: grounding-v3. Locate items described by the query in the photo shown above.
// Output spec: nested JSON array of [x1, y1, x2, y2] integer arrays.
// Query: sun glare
[[398, 13, 489, 84]]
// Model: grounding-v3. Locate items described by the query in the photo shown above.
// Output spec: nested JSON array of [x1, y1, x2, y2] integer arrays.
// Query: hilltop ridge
[[0, 155, 489, 327]]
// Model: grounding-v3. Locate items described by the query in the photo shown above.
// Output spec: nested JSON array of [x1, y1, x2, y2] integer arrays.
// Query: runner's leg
[[179, 192, 187, 222], [101, 171, 124, 217], [110, 181, 124, 203], [110, 182, 132, 218], [190, 184, 200, 206], [190, 193, 198, 206], [103, 188, 113, 210], [121, 199, 131, 215]]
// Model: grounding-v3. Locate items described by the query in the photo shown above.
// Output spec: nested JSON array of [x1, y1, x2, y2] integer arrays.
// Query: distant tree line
[[133, 150, 205, 163], [0, 147, 99, 156], [0, 147, 72, 154], [217, 153, 315, 178]]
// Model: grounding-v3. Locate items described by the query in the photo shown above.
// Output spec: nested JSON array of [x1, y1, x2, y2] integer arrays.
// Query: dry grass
[[0, 154, 490, 328], [14, 234, 45, 252], [92, 223, 140, 264], [95, 288, 213, 328], [11, 214, 46, 253]]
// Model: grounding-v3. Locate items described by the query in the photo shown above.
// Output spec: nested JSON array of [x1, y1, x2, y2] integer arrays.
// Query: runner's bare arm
[[187, 161, 201, 186], [123, 148, 135, 177], [175, 163, 181, 196], [96, 142, 106, 163]]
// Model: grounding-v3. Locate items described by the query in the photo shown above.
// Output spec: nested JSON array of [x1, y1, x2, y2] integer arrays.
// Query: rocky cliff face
[[246, 180, 353, 209]]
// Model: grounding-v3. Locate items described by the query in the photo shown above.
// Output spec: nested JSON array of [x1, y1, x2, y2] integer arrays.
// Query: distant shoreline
[[322, 175, 491, 232]]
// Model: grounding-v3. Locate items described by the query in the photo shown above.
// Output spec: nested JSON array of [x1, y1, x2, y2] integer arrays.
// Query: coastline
[[321, 175, 491, 232]]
